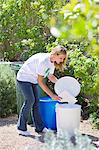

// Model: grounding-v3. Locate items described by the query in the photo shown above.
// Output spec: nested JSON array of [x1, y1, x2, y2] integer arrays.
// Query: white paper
[[59, 90, 77, 104]]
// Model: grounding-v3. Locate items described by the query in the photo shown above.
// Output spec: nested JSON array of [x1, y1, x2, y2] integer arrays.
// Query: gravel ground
[[0, 115, 99, 150]]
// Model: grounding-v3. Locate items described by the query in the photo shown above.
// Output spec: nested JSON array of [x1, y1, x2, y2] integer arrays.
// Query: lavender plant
[[25, 131, 98, 150]]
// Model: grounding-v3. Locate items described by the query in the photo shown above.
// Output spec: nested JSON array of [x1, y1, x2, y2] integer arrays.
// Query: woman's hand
[[38, 75, 62, 101], [51, 94, 62, 101]]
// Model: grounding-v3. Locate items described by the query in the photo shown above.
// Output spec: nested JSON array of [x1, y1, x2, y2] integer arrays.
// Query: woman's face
[[55, 54, 66, 64]]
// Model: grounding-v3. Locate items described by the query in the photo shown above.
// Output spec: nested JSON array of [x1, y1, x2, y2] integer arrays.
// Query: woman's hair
[[51, 45, 68, 71]]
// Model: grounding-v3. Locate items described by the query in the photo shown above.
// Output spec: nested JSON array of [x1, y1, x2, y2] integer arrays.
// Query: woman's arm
[[37, 75, 61, 101], [48, 74, 58, 83]]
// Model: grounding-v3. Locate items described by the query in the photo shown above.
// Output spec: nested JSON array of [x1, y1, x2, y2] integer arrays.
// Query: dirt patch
[[0, 115, 99, 150]]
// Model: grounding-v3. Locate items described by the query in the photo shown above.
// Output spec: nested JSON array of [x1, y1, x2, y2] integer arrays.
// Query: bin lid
[[54, 76, 80, 97]]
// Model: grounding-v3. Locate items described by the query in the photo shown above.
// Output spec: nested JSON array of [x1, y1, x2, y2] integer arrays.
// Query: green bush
[[46, 40, 99, 97], [46, 40, 99, 127], [0, 0, 63, 61], [89, 98, 99, 130], [49, 1, 99, 55], [0, 64, 17, 117]]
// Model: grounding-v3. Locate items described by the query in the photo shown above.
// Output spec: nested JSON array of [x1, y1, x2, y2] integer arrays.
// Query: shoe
[[17, 129, 32, 136], [35, 127, 49, 134], [42, 127, 49, 133]]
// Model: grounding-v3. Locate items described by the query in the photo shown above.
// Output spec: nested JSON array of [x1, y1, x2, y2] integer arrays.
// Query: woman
[[17, 45, 67, 136]]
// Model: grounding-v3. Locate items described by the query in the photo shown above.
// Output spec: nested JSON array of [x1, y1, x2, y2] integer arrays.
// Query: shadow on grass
[[70, 134, 99, 147], [0, 114, 34, 127], [0, 115, 18, 127], [82, 134, 99, 148], [18, 133, 45, 143], [82, 133, 99, 141]]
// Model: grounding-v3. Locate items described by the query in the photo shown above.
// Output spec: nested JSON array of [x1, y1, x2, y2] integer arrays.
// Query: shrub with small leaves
[[0, 64, 17, 117], [25, 131, 98, 150]]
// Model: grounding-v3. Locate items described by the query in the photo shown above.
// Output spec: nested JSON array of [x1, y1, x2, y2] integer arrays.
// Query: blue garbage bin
[[39, 96, 60, 130]]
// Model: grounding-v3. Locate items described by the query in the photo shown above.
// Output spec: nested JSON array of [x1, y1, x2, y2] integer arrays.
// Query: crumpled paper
[[59, 90, 77, 104]]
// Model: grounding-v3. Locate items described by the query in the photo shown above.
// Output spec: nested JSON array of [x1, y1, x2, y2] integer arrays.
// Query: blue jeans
[[17, 80, 45, 132]]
